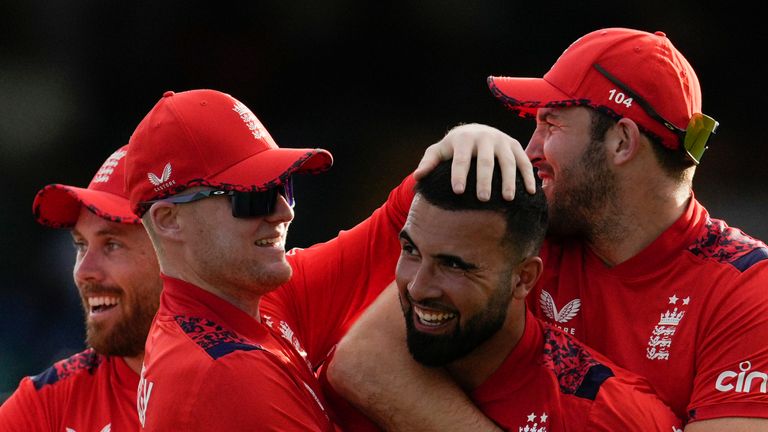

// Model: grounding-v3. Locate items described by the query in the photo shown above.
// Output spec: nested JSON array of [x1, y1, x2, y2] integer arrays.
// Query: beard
[[402, 273, 513, 367], [546, 137, 619, 241], [83, 282, 159, 357]]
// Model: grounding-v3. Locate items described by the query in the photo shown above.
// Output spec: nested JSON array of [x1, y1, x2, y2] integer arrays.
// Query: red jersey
[[529, 196, 768, 422], [320, 310, 682, 431], [137, 176, 413, 431], [0, 349, 139, 432]]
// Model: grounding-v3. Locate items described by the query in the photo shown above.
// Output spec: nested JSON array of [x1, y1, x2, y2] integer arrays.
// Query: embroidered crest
[[645, 293, 689, 361]]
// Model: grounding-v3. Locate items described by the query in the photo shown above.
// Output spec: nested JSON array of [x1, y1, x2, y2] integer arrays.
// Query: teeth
[[414, 305, 456, 326], [88, 296, 120, 307], [256, 237, 281, 246]]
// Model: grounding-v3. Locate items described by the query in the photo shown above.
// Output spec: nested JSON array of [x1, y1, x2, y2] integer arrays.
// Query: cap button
[[163, 91, 175, 98], [654, 31, 667, 38]]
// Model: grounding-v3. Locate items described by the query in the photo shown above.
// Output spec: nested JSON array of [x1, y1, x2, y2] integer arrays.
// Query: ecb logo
[[715, 360, 767, 393]]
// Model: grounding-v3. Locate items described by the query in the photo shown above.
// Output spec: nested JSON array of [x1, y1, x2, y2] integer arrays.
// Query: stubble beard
[[84, 283, 160, 357], [403, 272, 513, 367], [546, 138, 621, 243]]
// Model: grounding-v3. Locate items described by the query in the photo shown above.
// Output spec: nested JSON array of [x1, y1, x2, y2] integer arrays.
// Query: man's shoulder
[[168, 314, 266, 361], [539, 322, 616, 401], [687, 215, 768, 273], [29, 348, 106, 392]]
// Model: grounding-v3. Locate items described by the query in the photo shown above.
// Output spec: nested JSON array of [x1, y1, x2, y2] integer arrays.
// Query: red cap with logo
[[488, 28, 704, 153], [33, 144, 140, 228], [125, 89, 333, 216]]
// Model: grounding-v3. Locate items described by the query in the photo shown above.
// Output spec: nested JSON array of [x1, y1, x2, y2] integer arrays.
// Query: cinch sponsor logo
[[715, 360, 767, 393]]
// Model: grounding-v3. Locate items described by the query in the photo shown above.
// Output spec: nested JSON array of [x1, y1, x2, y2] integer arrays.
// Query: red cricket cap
[[488, 28, 702, 151], [33, 144, 141, 228], [125, 89, 333, 216]]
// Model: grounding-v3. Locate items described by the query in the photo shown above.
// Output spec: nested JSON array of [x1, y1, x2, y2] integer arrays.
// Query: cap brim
[[33, 184, 141, 228], [487, 76, 575, 116], [209, 147, 333, 190]]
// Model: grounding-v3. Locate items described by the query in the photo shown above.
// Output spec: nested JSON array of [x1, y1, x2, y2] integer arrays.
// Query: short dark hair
[[589, 108, 693, 180], [414, 159, 547, 259]]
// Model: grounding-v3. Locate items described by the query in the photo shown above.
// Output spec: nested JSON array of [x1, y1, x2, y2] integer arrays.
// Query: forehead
[[72, 207, 144, 239], [405, 195, 508, 257], [537, 106, 591, 123]]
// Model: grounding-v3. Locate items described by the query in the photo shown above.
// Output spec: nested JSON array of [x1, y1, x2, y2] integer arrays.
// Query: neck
[[446, 300, 526, 391], [589, 180, 691, 266], [123, 353, 144, 374], [161, 263, 264, 320]]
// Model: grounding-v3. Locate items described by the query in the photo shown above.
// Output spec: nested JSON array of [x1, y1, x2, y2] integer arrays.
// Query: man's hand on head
[[414, 123, 535, 201]]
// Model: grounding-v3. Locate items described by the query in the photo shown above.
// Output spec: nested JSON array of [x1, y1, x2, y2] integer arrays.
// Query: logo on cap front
[[147, 163, 176, 191], [232, 100, 264, 140], [92, 149, 127, 184]]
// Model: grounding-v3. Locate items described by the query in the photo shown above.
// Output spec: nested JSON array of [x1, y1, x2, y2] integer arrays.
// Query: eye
[[72, 240, 87, 254], [105, 239, 124, 252], [401, 242, 419, 257], [443, 258, 466, 270]]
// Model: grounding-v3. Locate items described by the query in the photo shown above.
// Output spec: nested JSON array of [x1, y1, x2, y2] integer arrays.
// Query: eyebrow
[[538, 109, 561, 122], [399, 229, 478, 271], [71, 226, 126, 239]]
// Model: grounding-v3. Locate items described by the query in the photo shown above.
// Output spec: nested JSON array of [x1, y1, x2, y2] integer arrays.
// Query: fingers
[[495, 142, 518, 201], [413, 144, 443, 181], [449, 138, 474, 195], [512, 143, 536, 195], [414, 123, 535, 200], [474, 142, 494, 201]]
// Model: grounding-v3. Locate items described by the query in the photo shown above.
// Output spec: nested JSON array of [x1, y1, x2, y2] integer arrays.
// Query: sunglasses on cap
[[141, 177, 294, 218], [593, 64, 718, 165]]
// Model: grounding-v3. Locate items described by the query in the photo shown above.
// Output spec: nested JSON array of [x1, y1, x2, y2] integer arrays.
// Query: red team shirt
[[529, 196, 768, 422], [320, 309, 682, 431], [0, 350, 138, 432], [136, 176, 413, 431], [0, 176, 412, 431]]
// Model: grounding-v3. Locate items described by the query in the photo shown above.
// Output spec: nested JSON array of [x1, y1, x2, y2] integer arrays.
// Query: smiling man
[[123, 89, 529, 431], [0, 145, 163, 431], [327, 159, 682, 431]]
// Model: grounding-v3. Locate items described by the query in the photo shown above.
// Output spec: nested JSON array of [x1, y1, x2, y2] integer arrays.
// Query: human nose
[[526, 127, 545, 162], [73, 248, 105, 285], [265, 194, 294, 224], [406, 265, 442, 303]]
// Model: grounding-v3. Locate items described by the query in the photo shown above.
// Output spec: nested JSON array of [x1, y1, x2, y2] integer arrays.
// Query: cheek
[[395, 259, 413, 291]]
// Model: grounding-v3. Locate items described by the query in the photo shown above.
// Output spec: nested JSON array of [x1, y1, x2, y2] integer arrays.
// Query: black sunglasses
[[593, 64, 718, 165], [142, 177, 294, 218]]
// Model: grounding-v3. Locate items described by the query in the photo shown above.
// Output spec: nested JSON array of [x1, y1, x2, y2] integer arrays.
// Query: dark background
[[1, 2, 765, 400]]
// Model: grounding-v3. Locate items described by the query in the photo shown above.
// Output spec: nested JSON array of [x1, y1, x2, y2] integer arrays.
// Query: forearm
[[327, 284, 501, 431], [684, 418, 768, 432]]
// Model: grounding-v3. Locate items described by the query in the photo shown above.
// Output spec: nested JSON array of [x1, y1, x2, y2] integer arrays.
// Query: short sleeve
[[687, 261, 768, 422], [585, 376, 682, 431], [0, 378, 53, 432]]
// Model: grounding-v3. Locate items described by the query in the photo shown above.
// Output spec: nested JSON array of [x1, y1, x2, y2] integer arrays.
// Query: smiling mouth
[[413, 305, 457, 327], [88, 296, 120, 314], [255, 236, 282, 247]]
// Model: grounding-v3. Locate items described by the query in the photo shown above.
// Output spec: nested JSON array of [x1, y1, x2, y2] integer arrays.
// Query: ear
[[607, 118, 643, 166], [512, 256, 543, 300], [147, 201, 182, 241]]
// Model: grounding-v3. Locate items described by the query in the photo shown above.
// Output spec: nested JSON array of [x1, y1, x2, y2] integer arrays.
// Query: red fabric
[[320, 311, 681, 431], [137, 175, 413, 430], [0, 350, 139, 431], [472, 312, 680, 431], [488, 28, 701, 151], [126, 89, 332, 214], [528, 197, 768, 423]]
